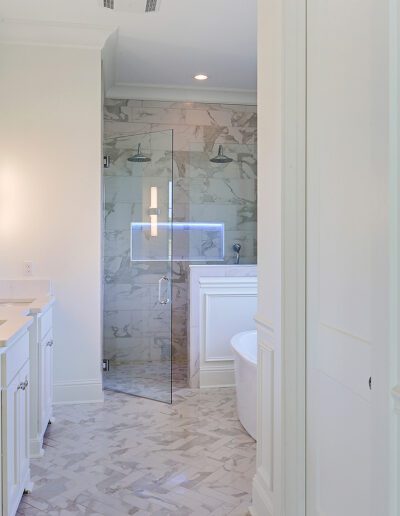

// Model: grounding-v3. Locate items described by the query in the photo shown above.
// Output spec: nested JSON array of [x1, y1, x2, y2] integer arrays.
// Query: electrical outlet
[[24, 261, 33, 276]]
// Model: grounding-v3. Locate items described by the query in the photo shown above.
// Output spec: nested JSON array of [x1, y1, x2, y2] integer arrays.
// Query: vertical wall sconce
[[149, 186, 159, 237]]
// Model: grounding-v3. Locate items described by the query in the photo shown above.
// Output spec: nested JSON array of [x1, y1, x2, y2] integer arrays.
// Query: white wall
[[0, 43, 104, 403]]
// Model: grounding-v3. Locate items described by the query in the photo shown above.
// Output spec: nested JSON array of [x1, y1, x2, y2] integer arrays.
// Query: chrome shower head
[[210, 145, 233, 164], [127, 143, 151, 163]]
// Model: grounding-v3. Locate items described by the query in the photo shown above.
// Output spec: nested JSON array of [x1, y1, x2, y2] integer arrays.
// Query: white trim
[[392, 386, 400, 415], [0, 18, 116, 49], [199, 366, 235, 388], [53, 379, 104, 405], [254, 315, 274, 336], [199, 277, 258, 288], [251, 0, 306, 514], [198, 276, 257, 388], [390, 2, 400, 514], [106, 82, 257, 105], [29, 438, 45, 459], [280, 0, 307, 510], [189, 265, 257, 389], [251, 466, 274, 516]]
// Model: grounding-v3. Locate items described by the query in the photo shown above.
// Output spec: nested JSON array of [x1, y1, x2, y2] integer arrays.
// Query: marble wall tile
[[104, 121, 153, 139], [104, 284, 151, 311], [104, 230, 131, 258], [103, 99, 257, 378], [150, 334, 172, 361], [104, 202, 141, 231], [104, 337, 152, 363], [130, 107, 187, 125]]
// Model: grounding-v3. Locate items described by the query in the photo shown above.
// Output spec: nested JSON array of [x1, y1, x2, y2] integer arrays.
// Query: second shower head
[[210, 145, 233, 164]]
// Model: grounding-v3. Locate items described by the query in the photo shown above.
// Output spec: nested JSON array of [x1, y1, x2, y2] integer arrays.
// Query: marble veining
[[18, 388, 255, 515]]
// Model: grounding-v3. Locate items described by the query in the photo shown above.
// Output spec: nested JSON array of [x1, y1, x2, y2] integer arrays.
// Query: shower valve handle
[[158, 276, 170, 305]]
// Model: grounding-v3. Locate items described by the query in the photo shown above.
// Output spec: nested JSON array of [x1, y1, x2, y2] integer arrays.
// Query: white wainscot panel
[[199, 277, 257, 387]]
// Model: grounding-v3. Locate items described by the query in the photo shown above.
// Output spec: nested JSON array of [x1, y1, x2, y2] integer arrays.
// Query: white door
[[306, 1, 389, 515]]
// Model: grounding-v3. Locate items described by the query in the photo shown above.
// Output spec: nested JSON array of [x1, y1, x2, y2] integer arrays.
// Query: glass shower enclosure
[[103, 130, 173, 403]]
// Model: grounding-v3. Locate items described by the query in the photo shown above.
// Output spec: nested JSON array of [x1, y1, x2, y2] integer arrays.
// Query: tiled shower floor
[[103, 362, 188, 402], [18, 388, 255, 515]]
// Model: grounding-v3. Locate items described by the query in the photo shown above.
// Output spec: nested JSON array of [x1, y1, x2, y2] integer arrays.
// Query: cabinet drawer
[[39, 307, 52, 341], [2, 332, 30, 387]]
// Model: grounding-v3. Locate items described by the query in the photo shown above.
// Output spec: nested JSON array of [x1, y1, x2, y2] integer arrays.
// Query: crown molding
[[106, 82, 257, 105], [0, 18, 117, 49]]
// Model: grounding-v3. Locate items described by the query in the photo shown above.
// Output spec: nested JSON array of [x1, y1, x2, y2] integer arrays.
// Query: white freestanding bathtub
[[231, 330, 257, 440]]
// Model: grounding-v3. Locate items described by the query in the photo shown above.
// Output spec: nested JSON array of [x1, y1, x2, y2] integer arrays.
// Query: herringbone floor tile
[[18, 388, 255, 515]]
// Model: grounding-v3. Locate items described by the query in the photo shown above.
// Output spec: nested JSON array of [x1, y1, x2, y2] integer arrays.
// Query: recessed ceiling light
[[194, 74, 208, 81]]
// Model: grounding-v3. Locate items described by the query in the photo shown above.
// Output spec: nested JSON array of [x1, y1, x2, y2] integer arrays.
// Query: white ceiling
[[0, 0, 257, 98]]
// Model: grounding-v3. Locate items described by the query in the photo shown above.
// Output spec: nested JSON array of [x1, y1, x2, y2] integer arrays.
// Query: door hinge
[[102, 359, 110, 372], [103, 155, 111, 168]]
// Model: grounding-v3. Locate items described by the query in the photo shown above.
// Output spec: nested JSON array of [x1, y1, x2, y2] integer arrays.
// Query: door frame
[[252, 0, 399, 514], [251, 0, 307, 514], [389, 0, 400, 512]]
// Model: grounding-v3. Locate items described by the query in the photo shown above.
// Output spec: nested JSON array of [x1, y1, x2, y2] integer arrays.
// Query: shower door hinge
[[103, 155, 111, 168], [102, 359, 110, 372]]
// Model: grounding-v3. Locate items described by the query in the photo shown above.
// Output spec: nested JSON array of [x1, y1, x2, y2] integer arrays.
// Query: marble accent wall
[[103, 99, 257, 380]]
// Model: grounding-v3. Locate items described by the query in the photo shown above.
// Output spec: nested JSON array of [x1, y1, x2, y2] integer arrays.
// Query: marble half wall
[[103, 99, 257, 382]]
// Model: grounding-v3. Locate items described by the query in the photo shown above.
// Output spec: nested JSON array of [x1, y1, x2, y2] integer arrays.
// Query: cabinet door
[[3, 361, 30, 516], [3, 372, 21, 514], [18, 361, 30, 485], [40, 333, 53, 432]]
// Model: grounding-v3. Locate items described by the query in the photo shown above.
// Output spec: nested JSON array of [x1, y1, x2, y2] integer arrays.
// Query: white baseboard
[[200, 365, 235, 388], [250, 472, 273, 516], [53, 379, 104, 405], [29, 437, 45, 459]]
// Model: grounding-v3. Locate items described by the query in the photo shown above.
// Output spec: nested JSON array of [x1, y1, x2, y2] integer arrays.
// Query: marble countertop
[[0, 295, 55, 347], [0, 312, 33, 347], [0, 295, 55, 315]]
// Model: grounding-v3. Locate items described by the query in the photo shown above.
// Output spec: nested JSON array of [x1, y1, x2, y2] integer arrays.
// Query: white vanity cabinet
[[1, 330, 32, 516], [29, 305, 54, 458]]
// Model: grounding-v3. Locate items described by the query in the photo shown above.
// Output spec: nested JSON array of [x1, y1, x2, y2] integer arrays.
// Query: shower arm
[[233, 243, 242, 265]]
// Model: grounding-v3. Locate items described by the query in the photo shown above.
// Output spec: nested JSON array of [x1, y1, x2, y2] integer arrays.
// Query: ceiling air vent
[[145, 0, 159, 12], [99, 0, 161, 12]]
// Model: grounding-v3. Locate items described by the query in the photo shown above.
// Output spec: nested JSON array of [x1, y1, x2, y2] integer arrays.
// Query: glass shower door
[[103, 129, 173, 403]]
